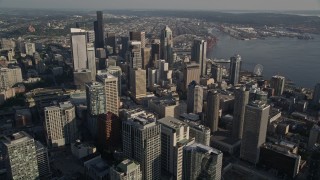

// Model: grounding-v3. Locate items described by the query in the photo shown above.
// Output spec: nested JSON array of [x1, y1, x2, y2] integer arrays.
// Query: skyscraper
[[211, 64, 223, 83], [122, 117, 161, 180], [97, 71, 119, 116], [87, 46, 97, 81], [107, 66, 122, 95], [182, 142, 223, 180], [130, 31, 146, 48], [240, 100, 270, 164], [98, 112, 121, 151], [312, 83, 320, 105], [232, 87, 250, 139], [207, 90, 220, 133], [182, 62, 200, 92], [270, 75, 285, 96], [71, 28, 96, 84], [71, 29, 88, 70], [151, 39, 161, 67], [0, 131, 39, 180], [158, 117, 190, 179], [191, 39, 207, 77], [127, 41, 142, 69], [86, 82, 106, 116], [130, 68, 147, 99], [187, 81, 204, 114], [94, 11, 105, 49], [142, 47, 151, 69], [44, 101, 78, 147], [106, 32, 116, 55], [160, 26, 173, 66], [229, 54, 242, 86]]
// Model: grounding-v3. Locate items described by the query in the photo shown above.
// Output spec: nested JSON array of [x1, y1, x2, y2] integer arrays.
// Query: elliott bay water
[[209, 32, 320, 88]]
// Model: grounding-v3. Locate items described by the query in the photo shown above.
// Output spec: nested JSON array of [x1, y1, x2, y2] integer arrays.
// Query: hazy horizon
[[0, 0, 320, 11]]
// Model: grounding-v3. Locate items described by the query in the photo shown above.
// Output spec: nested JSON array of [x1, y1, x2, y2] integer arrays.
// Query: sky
[[0, 0, 320, 11]]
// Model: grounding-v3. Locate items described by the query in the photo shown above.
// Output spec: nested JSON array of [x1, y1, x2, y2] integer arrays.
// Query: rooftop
[[150, 97, 177, 106], [126, 116, 157, 129], [158, 116, 188, 130], [212, 130, 240, 145], [116, 159, 140, 173], [248, 100, 269, 109], [97, 71, 116, 79], [84, 156, 109, 176], [179, 113, 200, 121], [184, 142, 222, 155], [1, 131, 33, 146]]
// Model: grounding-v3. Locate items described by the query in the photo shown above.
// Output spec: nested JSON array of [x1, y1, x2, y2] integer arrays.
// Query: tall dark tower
[[232, 87, 249, 139], [229, 54, 241, 86], [206, 90, 220, 133], [94, 11, 105, 49]]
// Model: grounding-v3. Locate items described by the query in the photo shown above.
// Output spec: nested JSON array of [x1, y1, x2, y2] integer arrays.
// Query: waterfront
[[210, 32, 320, 88]]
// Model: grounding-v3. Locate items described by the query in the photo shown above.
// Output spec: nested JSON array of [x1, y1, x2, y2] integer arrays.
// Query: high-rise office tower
[[207, 90, 220, 133], [71, 29, 96, 88], [109, 159, 142, 180], [106, 32, 116, 55], [232, 87, 249, 139], [35, 141, 51, 179], [270, 75, 285, 96], [94, 11, 105, 49], [127, 41, 142, 69], [87, 45, 96, 81], [229, 54, 242, 86], [122, 117, 161, 180], [187, 81, 204, 114], [151, 39, 161, 67], [130, 68, 147, 99], [107, 66, 122, 95], [160, 26, 173, 66], [0, 131, 39, 180], [182, 62, 200, 92], [183, 142, 223, 180], [240, 100, 270, 164], [158, 117, 190, 179], [211, 64, 223, 83], [312, 83, 320, 105], [147, 68, 157, 89], [97, 71, 119, 116], [130, 31, 146, 48], [142, 47, 151, 69], [86, 82, 106, 116], [191, 39, 207, 77], [121, 36, 129, 58], [98, 112, 121, 151], [44, 101, 78, 147], [71, 28, 88, 70]]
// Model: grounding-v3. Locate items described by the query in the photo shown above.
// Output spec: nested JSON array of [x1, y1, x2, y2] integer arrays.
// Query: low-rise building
[[71, 140, 97, 159]]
